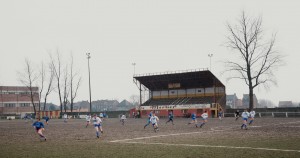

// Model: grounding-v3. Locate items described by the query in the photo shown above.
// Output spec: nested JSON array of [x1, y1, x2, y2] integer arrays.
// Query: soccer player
[[32, 118, 46, 141], [120, 114, 126, 125], [249, 110, 256, 125], [188, 112, 197, 126], [218, 110, 223, 121], [63, 113, 68, 123], [196, 111, 208, 128], [85, 114, 91, 128], [235, 110, 240, 121], [144, 112, 152, 129], [166, 111, 174, 125], [241, 109, 250, 130], [92, 114, 103, 138], [150, 113, 159, 132], [99, 113, 104, 119], [44, 115, 50, 125]]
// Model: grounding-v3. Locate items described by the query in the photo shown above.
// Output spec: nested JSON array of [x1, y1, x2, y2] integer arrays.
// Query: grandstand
[[131, 69, 226, 118]]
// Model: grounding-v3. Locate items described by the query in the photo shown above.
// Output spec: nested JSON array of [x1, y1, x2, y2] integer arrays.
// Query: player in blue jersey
[[44, 115, 50, 125], [218, 110, 223, 121], [144, 112, 153, 129], [166, 111, 174, 125], [241, 109, 250, 130], [32, 118, 46, 141], [92, 114, 103, 138], [249, 110, 256, 125], [196, 111, 208, 128], [188, 112, 197, 126]]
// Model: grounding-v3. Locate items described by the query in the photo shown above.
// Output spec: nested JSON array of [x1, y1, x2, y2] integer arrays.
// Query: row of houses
[[226, 93, 299, 108], [226, 93, 258, 109]]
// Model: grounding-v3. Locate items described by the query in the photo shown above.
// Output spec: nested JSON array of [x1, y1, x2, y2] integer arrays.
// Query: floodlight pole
[[132, 63, 136, 76], [86, 53, 92, 112], [208, 54, 213, 71]]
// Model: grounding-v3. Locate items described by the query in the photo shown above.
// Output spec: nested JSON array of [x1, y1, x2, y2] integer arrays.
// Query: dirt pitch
[[0, 117, 300, 158]]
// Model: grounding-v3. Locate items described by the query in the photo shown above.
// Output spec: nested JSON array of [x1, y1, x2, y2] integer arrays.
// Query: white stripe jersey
[[150, 116, 159, 124], [201, 113, 208, 119], [121, 115, 126, 120], [86, 115, 91, 121], [92, 117, 102, 125], [242, 112, 250, 118], [249, 111, 256, 117]]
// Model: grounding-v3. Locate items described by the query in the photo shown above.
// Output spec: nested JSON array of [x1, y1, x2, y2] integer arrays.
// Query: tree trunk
[[249, 87, 254, 111]]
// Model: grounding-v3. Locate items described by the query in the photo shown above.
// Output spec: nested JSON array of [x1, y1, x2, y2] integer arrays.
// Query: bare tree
[[69, 54, 82, 112], [50, 51, 64, 114], [62, 65, 70, 113], [37, 62, 45, 113], [42, 63, 55, 111], [18, 59, 39, 115], [225, 11, 283, 110], [129, 95, 140, 107]]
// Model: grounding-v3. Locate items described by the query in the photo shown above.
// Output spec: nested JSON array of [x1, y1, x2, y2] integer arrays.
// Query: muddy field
[[0, 117, 299, 158]]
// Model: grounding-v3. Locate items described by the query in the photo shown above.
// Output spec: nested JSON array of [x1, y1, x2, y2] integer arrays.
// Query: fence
[[224, 112, 300, 118]]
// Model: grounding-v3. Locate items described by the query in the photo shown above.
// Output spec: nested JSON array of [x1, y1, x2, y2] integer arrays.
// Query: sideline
[[120, 142, 300, 153], [110, 129, 224, 143]]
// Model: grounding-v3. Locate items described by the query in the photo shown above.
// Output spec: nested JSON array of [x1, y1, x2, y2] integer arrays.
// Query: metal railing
[[224, 112, 300, 118], [133, 68, 209, 77]]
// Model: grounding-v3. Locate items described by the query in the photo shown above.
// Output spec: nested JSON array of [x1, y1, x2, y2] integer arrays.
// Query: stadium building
[[0, 86, 39, 115], [131, 69, 226, 118]]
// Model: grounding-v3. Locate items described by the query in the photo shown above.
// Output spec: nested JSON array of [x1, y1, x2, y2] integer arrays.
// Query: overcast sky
[[0, 0, 299, 105]]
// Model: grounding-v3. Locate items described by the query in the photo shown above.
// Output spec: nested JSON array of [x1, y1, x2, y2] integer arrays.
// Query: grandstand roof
[[133, 69, 225, 91]]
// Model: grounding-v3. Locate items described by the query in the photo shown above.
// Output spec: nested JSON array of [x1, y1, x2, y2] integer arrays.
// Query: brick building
[[0, 86, 39, 114]]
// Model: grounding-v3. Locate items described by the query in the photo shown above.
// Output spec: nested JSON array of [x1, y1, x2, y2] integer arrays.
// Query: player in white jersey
[[92, 114, 103, 138], [85, 114, 91, 128], [150, 113, 159, 132], [241, 109, 250, 130], [63, 114, 68, 123], [196, 111, 208, 128], [120, 114, 126, 125], [249, 110, 255, 125]]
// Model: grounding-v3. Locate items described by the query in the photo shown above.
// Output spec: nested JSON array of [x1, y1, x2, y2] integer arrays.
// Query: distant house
[[226, 94, 238, 108], [278, 101, 293, 107], [242, 94, 258, 109], [0, 86, 39, 114]]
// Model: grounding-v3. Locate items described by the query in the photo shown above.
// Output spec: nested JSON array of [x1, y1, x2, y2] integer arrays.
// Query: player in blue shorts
[[196, 111, 208, 128], [166, 111, 174, 125], [150, 113, 159, 132], [44, 115, 50, 125], [249, 110, 256, 125], [92, 114, 103, 138], [241, 109, 250, 130], [32, 118, 46, 141], [144, 112, 152, 129], [188, 112, 197, 126]]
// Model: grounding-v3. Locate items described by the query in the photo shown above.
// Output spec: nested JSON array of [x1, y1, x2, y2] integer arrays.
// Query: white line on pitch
[[121, 142, 300, 153], [110, 130, 224, 143]]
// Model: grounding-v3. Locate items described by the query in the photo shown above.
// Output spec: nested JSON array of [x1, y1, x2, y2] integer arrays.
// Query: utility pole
[[86, 53, 92, 112], [132, 63, 136, 76], [208, 53, 213, 71]]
